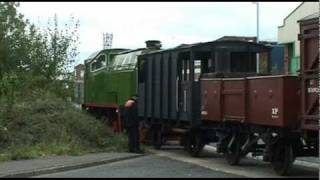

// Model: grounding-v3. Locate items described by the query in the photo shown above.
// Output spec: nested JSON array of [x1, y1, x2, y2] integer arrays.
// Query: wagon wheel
[[152, 125, 163, 150], [187, 130, 205, 157], [271, 144, 294, 176], [224, 135, 242, 165]]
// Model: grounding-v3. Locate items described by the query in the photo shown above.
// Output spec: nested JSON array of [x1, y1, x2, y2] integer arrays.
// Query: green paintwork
[[283, 42, 300, 75], [290, 56, 300, 75], [84, 69, 137, 106], [290, 42, 300, 75], [84, 49, 140, 106]]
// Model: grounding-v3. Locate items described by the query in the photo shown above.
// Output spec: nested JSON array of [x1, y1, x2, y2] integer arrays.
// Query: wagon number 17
[[271, 108, 279, 119]]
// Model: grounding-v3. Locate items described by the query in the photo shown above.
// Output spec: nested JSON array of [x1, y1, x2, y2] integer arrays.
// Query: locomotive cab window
[[112, 51, 141, 70], [121, 53, 131, 67], [194, 60, 201, 81], [178, 51, 213, 82], [193, 51, 212, 80], [178, 52, 191, 82], [90, 54, 106, 72], [112, 54, 126, 70], [230, 52, 256, 72]]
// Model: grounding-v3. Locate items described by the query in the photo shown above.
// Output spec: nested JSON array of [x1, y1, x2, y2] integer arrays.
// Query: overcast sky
[[18, 2, 302, 65]]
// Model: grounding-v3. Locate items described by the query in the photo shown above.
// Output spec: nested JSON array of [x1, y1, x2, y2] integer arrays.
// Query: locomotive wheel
[[271, 144, 294, 176], [187, 130, 205, 157], [224, 135, 242, 165], [152, 125, 163, 150]]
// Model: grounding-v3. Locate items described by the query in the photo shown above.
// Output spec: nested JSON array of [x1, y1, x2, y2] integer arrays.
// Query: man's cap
[[130, 96, 138, 101]]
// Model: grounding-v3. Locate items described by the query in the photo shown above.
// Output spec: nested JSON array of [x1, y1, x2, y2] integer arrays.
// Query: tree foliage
[[0, 2, 80, 103]]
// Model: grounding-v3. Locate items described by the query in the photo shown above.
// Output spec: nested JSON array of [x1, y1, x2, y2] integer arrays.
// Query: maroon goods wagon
[[201, 75, 301, 128], [200, 74, 318, 175]]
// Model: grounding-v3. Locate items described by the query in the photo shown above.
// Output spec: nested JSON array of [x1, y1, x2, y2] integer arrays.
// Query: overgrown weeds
[[0, 90, 128, 161]]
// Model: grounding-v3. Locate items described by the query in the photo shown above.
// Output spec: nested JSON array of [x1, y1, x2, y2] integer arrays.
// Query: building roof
[[298, 12, 319, 22], [216, 36, 278, 46], [278, 2, 304, 28], [216, 36, 257, 42], [141, 39, 269, 56], [74, 64, 85, 69]]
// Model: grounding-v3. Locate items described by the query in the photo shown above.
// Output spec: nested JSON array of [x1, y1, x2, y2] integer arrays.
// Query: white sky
[[18, 2, 302, 65]]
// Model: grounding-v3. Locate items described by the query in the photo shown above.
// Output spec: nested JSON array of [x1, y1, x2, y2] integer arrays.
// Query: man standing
[[124, 96, 142, 153]]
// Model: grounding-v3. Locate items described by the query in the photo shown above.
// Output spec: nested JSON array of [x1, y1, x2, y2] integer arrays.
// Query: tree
[[0, 2, 80, 103], [0, 2, 28, 79], [0, 2, 28, 107]]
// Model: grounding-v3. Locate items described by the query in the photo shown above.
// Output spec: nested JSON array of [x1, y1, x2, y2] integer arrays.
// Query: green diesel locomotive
[[82, 41, 161, 132]]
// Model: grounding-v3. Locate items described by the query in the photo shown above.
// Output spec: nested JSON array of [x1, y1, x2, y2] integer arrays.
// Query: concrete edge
[[247, 153, 319, 169], [1, 154, 144, 178], [205, 145, 319, 170], [145, 148, 251, 178], [145, 145, 319, 170]]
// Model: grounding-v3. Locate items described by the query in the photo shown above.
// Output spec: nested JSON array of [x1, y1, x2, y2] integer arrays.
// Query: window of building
[[80, 71, 84, 79]]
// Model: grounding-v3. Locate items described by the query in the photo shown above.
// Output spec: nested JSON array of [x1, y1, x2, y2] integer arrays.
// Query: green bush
[[0, 90, 128, 160]]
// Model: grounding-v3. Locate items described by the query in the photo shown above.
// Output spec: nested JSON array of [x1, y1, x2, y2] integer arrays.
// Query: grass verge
[[0, 91, 128, 161]]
